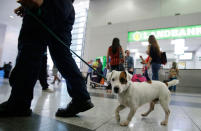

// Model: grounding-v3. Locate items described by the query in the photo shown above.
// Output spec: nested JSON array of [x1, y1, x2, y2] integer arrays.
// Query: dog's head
[[107, 70, 132, 94]]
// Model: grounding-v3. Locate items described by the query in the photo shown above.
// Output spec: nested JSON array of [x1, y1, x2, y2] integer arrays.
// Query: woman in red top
[[107, 38, 125, 71], [106, 38, 125, 93]]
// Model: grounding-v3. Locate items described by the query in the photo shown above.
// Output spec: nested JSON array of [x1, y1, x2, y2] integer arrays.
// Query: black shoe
[[55, 100, 94, 117], [0, 101, 32, 117]]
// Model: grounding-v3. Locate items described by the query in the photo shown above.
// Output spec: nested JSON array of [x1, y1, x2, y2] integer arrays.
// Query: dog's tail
[[165, 80, 179, 87]]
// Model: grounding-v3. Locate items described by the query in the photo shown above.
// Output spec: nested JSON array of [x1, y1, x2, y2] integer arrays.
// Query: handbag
[[131, 74, 147, 82], [160, 52, 167, 65]]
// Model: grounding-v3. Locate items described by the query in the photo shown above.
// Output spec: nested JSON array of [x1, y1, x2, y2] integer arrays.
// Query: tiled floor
[[0, 78, 201, 131]]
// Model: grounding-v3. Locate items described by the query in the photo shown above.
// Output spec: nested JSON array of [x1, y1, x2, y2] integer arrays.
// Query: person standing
[[1, 62, 13, 79], [124, 50, 134, 75], [147, 35, 161, 80], [106, 38, 125, 93], [51, 64, 61, 84], [85, 60, 93, 84], [107, 38, 125, 71], [0, 0, 93, 117], [96, 59, 103, 83]]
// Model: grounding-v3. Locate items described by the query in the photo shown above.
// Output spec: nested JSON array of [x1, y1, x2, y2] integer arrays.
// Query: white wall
[[84, 12, 201, 62], [88, 0, 201, 27], [83, 0, 201, 71]]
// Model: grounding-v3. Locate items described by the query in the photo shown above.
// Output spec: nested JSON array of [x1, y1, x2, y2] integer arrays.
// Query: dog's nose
[[114, 87, 119, 93]]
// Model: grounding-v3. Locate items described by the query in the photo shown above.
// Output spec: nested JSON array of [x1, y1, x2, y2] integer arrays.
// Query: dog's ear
[[119, 71, 127, 84], [107, 70, 115, 81]]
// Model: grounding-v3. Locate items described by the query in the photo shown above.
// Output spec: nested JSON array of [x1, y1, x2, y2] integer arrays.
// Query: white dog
[[107, 70, 179, 126]]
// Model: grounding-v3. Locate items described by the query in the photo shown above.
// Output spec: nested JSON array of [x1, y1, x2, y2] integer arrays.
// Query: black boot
[[0, 101, 32, 117], [55, 99, 94, 117]]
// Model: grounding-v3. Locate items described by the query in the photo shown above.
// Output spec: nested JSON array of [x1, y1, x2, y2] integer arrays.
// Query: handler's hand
[[14, 6, 25, 17], [17, 0, 43, 8]]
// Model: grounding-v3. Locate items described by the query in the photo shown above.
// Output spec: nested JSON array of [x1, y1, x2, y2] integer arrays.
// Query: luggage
[[160, 52, 167, 65], [131, 74, 147, 82]]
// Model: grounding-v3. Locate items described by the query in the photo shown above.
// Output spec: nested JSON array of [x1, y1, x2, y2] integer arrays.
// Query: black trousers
[[8, 38, 91, 109], [38, 54, 49, 89]]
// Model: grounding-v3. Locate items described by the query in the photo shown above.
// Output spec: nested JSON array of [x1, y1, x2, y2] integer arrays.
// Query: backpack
[[160, 52, 167, 65]]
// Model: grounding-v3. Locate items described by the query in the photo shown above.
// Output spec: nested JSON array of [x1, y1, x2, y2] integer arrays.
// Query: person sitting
[[96, 59, 103, 83], [169, 62, 179, 92]]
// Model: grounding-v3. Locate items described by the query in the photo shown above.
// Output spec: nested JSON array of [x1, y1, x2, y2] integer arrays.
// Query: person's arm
[[14, 0, 44, 17], [148, 45, 153, 65], [140, 56, 146, 64], [17, 0, 44, 8], [147, 57, 152, 69]]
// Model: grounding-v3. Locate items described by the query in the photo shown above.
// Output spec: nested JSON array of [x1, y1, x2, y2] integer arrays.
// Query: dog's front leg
[[120, 108, 137, 126], [115, 105, 125, 122]]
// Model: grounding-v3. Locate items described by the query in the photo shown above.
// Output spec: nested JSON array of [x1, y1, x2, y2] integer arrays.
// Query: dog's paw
[[141, 113, 148, 117], [120, 121, 129, 126], [160, 121, 168, 126]]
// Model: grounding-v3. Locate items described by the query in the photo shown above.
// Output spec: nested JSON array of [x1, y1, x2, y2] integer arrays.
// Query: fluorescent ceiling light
[[173, 39, 185, 55]]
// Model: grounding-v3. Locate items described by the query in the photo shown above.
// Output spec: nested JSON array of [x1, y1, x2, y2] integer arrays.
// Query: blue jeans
[[151, 63, 160, 80], [169, 77, 177, 91]]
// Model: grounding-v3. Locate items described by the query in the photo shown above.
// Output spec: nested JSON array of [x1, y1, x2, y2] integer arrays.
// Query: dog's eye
[[112, 78, 115, 81]]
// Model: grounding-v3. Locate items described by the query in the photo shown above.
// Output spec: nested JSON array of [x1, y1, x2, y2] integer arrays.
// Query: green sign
[[128, 25, 201, 42]]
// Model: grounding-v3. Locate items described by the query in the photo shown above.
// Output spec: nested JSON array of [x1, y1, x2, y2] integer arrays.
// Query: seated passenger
[[169, 62, 179, 92]]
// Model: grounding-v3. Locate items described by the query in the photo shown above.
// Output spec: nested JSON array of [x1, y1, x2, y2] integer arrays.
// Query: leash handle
[[25, 8, 107, 80]]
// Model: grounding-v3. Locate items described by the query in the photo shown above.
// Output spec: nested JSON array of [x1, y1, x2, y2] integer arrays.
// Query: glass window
[[70, 45, 82, 51], [73, 22, 85, 29], [72, 28, 84, 34], [71, 0, 89, 69], [75, 17, 87, 23], [72, 39, 82, 45]]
